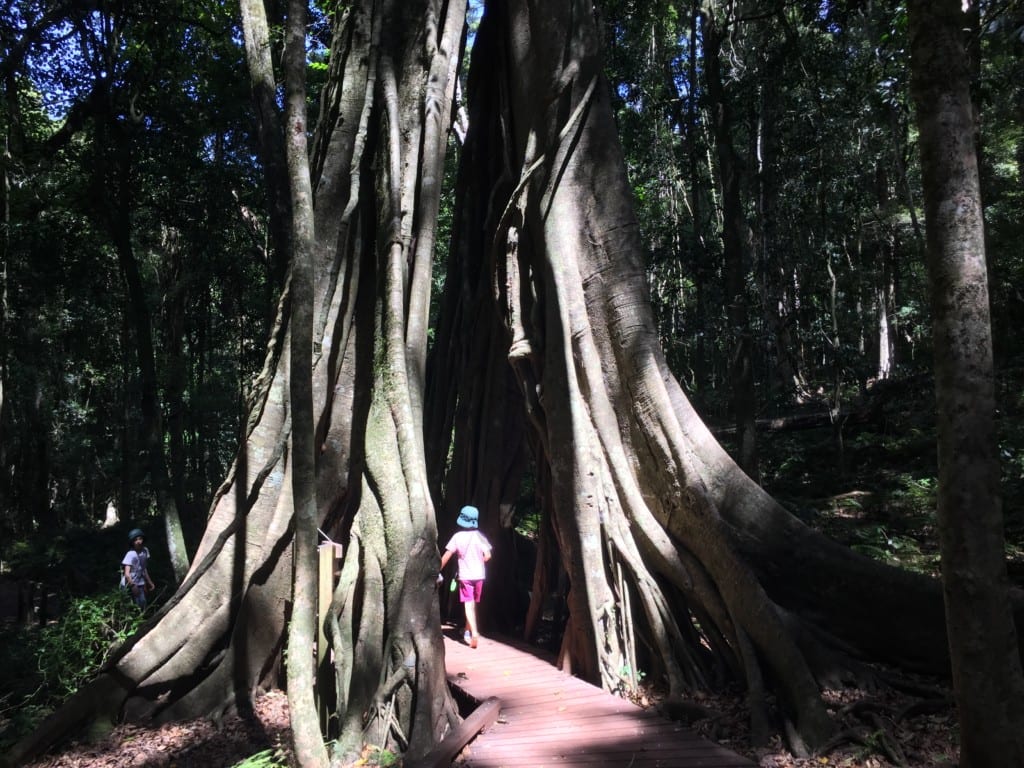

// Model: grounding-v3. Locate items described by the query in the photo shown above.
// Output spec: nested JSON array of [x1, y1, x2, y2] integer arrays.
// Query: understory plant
[[0, 590, 145, 751], [37, 591, 145, 699]]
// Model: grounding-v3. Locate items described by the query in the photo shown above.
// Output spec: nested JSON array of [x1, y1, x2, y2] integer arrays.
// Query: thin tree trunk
[[0, 81, 10, 509], [240, 0, 290, 291], [105, 151, 190, 583], [281, 0, 327, 762], [701, 3, 759, 481], [876, 239, 895, 381], [754, 78, 804, 400], [161, 228, 188, 514], [686, 1, 710, 399], [909, 1, 1024, 765]]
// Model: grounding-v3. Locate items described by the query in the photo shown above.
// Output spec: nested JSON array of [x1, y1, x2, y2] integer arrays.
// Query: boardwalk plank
[[443, 631, 753, 767], [478, 724, 714, 744]]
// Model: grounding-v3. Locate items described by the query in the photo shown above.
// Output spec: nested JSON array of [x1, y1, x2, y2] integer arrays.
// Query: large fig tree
[[431, 0, 1024, 755], [10, 0, 465, 764]]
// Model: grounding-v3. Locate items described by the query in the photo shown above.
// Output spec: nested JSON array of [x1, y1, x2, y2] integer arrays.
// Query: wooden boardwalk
[[443, 629, 754, 767]]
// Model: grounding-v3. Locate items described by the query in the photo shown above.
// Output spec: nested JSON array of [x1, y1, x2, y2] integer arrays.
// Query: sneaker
[[470, 635, 478, 649], [464, 630, 472, 644]]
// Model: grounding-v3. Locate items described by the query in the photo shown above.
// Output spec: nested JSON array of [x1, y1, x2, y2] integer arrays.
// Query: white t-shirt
[[444, 530, 492, 581], [122, 547, 150, 587]]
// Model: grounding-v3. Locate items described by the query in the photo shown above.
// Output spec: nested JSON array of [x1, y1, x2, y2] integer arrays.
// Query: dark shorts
[[459, 579, 484, 603], [128, 583, 147, 609]]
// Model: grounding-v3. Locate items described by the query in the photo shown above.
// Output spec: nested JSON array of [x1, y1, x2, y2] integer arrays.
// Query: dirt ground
[[15, 680, 962, 768], [18, 690, 293, 768]]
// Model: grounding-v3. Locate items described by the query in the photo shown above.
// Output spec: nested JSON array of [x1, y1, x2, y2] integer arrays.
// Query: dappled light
[[3, 0, 1024, 766]]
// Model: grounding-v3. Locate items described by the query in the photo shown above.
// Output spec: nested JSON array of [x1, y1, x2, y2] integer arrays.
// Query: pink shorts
[[459, 579, 484, 603]]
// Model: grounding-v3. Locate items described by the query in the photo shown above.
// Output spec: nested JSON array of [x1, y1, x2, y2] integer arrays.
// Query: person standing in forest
[[440, 505, 492, 648], [122, 528, 155, 609]]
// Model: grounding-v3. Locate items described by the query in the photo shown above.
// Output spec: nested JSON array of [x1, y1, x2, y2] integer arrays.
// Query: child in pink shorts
[[440, 505, 492, 648]]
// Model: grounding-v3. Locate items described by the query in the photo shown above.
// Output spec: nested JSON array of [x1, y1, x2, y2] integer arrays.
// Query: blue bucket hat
[[128, 528, 145, 541], [457, 505, 479, 529]]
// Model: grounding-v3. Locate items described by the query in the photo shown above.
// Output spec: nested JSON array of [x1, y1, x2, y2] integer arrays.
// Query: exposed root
[[817, 725, 873, 755], [866, 710, 908, 766], [782, 713, 812, 758], [817, 722, 909, 768], [895, 696, 953, 721], [811, 687, 948, 767], [876, 668, 953, 700], [657, 696, 722, 724], [731, 622, 772, 747]]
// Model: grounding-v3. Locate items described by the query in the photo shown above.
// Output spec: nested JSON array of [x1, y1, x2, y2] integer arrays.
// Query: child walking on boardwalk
[[440, 505, 492, 648]]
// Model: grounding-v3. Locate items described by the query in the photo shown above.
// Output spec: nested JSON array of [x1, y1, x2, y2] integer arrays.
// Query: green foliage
[[758, 378, 948, 577], [850, 523, 924, 563], [352, 744, 399, 767], [37, 591, 145, 699], [618, 664, 646, 682], [512, 471, 540, 538], [0, 589, 145, 752], [0, 0, 275, 541], [231, 746, 291, 768], [889, 474, 937, 509], [0, 626, 47, 742]]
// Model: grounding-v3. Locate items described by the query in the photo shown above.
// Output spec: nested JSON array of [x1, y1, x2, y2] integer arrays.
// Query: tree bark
[[10, 2, 466, 765], [281, 0, 327, 762], [239, 0, 291, 291], [431, 0, 1024, 753], [160, 228, 189, 518], [0, 79, 9, 507], [701, 2, 759, 482], [444, 0, 835, 748], [909, 1, 1024, 764]]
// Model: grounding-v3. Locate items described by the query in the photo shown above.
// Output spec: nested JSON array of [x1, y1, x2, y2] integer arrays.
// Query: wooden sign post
[[317, 541, 343, 732]]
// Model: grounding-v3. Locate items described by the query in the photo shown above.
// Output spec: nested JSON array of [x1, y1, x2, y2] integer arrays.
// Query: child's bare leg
[[464, 600, 479, 646]]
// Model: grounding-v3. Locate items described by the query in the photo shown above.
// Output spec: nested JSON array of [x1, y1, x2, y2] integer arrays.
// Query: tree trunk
[[876, 242, 895, 381], [754, 77, 804, 400], [446, 0, 830, 746], [240, 0, 290, 292], [685, 0, 711, 400], [160, 228, 189, 517], [95, 99, 191, 583], [10, 2, 465, 765], [280, 0, 327, 762], [701, 3, 759, 482], [0, 89, 9, 510], [909, 1, 1024, 764], [431, 0, 1023, 754]]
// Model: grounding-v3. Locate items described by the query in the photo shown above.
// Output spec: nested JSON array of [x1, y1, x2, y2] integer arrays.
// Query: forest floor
[[13, 672, 960, 768], [13, 372, 1024, 767], [16, 689, 295, 768], [686, 679, 960, 767]]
